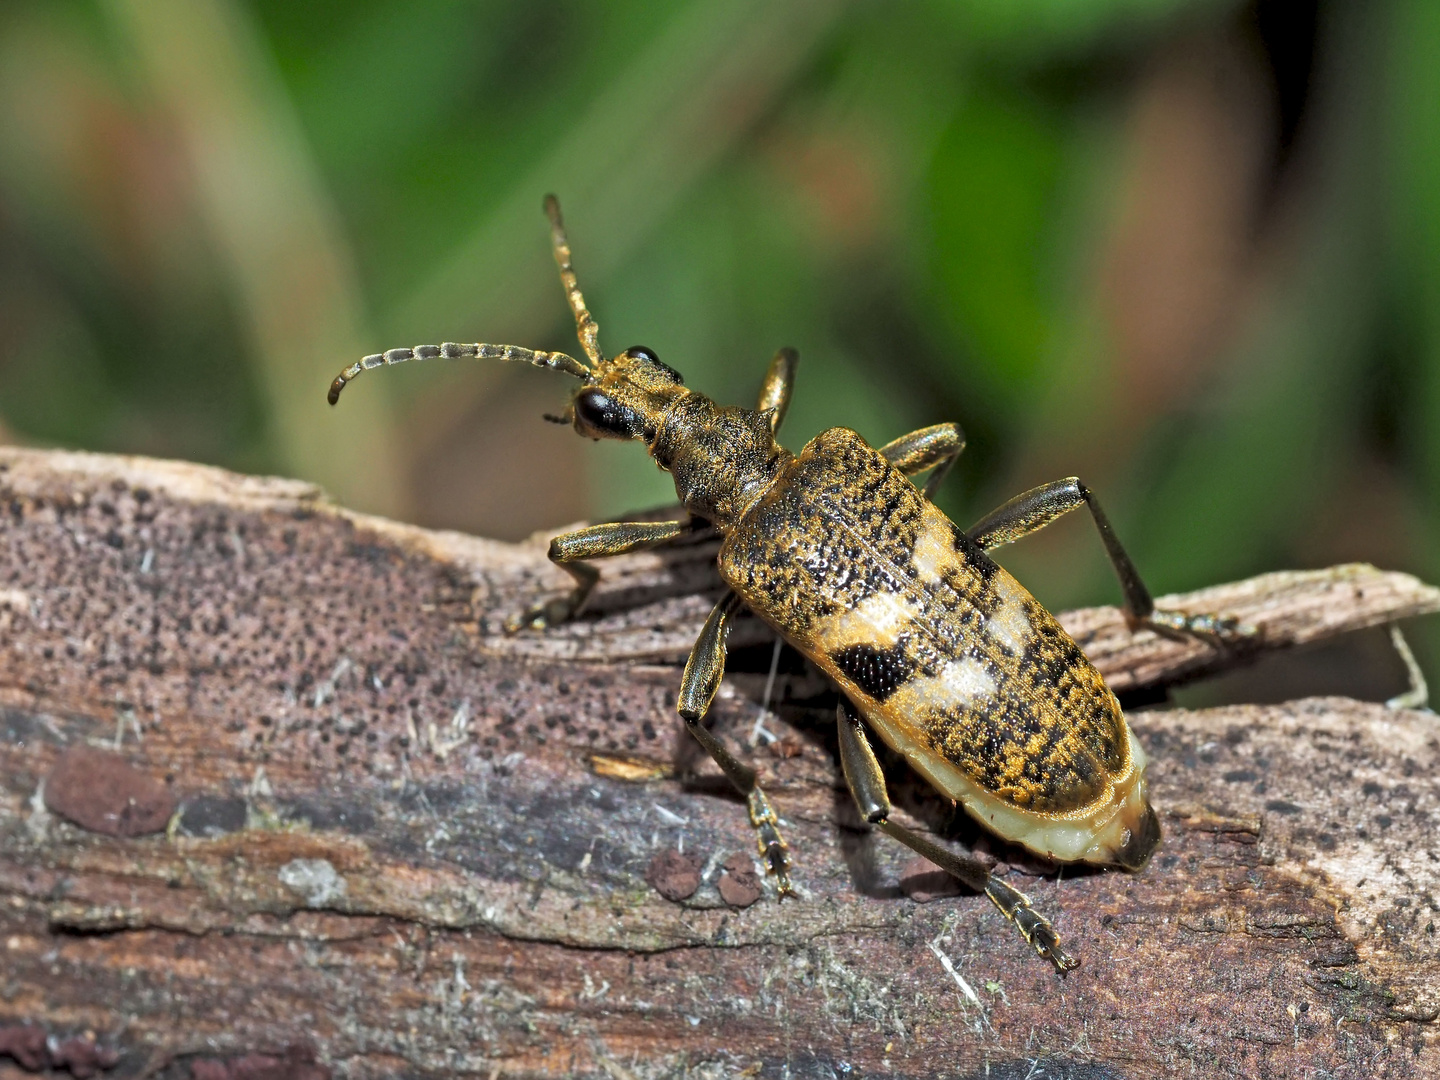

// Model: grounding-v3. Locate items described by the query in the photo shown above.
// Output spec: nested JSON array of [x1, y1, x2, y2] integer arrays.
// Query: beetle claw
[[1037, 936, 1081, 974]]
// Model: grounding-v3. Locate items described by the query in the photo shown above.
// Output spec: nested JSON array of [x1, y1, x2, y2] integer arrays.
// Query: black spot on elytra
[[830, 641, 915, 701]]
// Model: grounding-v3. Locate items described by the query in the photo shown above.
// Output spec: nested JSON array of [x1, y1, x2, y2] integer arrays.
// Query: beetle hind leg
[[836, 698, 1079, 973], [967, 477, 1255, 643], [677, 590, 792, 895]]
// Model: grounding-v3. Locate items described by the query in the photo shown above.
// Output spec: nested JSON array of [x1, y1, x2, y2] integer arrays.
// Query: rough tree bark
[[0, 447, 1437, 1080]]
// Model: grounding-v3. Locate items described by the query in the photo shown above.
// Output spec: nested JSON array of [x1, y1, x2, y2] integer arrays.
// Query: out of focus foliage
[[0, 0, 1435, 678]]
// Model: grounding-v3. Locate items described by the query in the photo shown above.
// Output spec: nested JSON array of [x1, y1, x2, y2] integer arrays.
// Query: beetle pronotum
[[328, 196, 1246, 971]]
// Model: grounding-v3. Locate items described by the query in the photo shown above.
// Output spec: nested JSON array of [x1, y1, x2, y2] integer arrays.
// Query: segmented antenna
[[327, 342, 590, 405], [544, 194, 603, 370]]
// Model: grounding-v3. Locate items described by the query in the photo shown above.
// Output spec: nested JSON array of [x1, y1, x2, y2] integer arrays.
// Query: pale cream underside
[[865, 705, 1151, 866]]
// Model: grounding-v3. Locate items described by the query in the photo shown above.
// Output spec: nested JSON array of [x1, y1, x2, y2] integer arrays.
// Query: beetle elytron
[[328, 196, 1244, 971]]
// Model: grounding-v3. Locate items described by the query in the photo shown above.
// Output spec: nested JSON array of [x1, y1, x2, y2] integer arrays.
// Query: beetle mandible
[[328, 195, 1247, 972]]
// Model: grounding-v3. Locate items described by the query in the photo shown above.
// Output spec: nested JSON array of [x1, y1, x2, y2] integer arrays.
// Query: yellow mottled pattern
[[723, 427, 1134, 821], [825, 557, 1132, 816]]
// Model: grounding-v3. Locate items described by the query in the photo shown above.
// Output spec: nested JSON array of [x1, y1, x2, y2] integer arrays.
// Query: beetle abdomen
[[720, 427, 1156, 866]]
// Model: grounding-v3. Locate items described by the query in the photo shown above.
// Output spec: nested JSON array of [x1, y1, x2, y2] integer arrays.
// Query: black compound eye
[[573, 388, 641, 438], [623, 345, 683, 385]]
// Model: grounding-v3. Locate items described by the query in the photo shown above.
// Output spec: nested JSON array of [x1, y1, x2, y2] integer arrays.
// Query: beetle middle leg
[[879, 422, 966, 499], [507, 519, 688, 631], [967, 477, 1251, 639], [677, 589, 792, 895], [835, 698, 1079, 972]]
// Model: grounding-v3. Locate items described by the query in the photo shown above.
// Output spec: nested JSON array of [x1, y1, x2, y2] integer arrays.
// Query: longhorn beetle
[[328, 196, 1247, 972]]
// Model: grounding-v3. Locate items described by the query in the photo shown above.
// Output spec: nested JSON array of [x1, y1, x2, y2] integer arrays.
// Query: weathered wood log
[[0, 446, 1437, 1079]]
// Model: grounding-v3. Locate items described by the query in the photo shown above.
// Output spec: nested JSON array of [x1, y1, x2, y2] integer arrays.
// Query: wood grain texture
[[0, 447, 1437, 1079]]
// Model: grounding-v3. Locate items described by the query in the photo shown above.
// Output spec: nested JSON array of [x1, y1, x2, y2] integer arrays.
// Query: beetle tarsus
[[1143, 608, 1257, 644], [985, 878, 1080, 973], [748, 788, 793, 897]]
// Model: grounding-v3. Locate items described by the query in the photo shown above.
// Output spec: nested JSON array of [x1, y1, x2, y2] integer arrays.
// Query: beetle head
[[566, 346, 686, 442]]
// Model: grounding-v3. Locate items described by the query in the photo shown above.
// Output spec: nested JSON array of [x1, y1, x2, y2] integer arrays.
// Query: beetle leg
[[678, 590, 792, 895], [507, 519, 688, 632], [755, 348, 800, 435], [879, 422, 966, 500], [835, 699, 1079, 973], [966, 477, 1253, 640]]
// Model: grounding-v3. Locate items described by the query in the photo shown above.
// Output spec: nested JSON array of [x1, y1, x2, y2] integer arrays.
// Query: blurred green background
[[1, 0, 1436, 689]]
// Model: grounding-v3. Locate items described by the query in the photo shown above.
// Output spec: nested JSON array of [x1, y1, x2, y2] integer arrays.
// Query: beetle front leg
[[835, 699, 1078, 972], [967, 478, 1252, 640], [677, 590, 792, 895], [507, 519, 687, 632], [879, 422, 966, 499]]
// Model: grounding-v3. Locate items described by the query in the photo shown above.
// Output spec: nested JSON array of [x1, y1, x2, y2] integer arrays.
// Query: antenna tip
[[543, 193, 561, 224], [327, 377, 344, 406]]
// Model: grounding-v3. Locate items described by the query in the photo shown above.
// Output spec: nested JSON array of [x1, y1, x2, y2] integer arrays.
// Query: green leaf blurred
[[928, 95, 1063, 398], [0, 0, 1435, 687]]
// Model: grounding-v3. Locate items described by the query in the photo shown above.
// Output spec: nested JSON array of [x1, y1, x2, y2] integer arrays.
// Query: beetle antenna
[[327, 342, 590, 405], [544, 194, 603, 371]]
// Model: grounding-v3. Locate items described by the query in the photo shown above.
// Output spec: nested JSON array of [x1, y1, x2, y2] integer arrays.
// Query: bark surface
[[0, 447, 1437, 1080]]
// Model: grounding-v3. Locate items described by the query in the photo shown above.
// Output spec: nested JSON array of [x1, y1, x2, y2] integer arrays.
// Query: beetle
[[328, 196, 1246, 972]]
